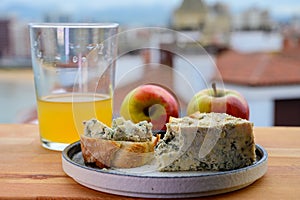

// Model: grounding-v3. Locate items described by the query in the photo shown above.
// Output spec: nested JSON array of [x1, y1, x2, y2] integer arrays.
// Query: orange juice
[[37, 93, 112, 144]]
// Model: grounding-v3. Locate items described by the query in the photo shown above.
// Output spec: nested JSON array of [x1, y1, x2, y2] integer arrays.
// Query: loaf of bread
[[80, 118, 159, 169]]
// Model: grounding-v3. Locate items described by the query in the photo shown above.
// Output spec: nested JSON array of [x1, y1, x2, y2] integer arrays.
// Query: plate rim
[[62, 142, 268, 198], [62, 141, 268, 179]]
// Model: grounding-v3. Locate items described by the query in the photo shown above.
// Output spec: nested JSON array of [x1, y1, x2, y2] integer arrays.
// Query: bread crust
[[80, 134, 159, 168]]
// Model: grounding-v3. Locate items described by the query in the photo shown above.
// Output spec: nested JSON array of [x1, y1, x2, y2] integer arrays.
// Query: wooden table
[[0, 124, 299, 199]]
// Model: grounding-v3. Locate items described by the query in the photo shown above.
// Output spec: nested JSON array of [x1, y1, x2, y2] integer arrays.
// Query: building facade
[[0, 19, 11, 58]]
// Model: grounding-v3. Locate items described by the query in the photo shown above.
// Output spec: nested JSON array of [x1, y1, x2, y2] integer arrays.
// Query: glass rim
[[28, 22, 119, 29]]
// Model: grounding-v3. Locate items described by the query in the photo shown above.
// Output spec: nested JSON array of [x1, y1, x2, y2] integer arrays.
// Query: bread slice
[[155, 112, 256, 171], [80, 118, 159, 168]]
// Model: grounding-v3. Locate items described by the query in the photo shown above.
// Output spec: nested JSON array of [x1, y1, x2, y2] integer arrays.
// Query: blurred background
[[0, 0, 299, 126]]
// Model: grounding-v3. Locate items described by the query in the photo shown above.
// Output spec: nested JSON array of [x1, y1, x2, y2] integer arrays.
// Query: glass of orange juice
[[29, 23, 118, 151]]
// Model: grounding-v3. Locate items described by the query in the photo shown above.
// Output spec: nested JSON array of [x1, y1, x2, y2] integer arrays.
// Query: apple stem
[[212, 82, 217, 97]]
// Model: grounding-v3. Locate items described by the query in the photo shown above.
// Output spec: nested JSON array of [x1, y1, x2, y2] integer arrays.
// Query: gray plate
[[62, 142, 268, 198]]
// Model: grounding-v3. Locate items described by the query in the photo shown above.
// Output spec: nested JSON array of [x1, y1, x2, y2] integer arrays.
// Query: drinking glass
[[29, 23, 119, 151]]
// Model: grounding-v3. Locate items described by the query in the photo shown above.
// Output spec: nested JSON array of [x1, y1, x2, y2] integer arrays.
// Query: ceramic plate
[[62, 142, 268, 198]]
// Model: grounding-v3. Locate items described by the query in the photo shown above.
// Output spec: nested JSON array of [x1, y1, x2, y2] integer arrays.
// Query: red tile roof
[[215, 42, 300, 86]]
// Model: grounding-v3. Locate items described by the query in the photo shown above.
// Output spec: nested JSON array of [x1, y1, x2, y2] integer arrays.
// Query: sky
[[0, 0, 299, 25], [0, 0, 181, 25]]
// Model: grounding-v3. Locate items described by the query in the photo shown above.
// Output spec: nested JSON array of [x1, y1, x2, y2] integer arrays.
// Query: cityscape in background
[[0, 0, 300, 67], [0, 0, 300, 126]]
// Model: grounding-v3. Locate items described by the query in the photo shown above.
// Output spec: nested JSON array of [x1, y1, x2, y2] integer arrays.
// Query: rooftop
[[215, 37, 300, 86]]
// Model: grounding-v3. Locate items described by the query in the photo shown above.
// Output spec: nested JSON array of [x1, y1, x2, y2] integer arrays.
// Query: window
[[274, 98, 300, 126]]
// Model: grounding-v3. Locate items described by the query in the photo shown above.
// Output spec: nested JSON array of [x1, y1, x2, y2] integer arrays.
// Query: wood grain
[[0, 124, 299, 199]]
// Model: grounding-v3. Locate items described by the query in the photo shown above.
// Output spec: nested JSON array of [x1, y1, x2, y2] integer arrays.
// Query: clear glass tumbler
[[29, 23, 119, 151]]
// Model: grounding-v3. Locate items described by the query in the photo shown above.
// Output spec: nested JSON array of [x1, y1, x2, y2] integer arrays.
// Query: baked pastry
[[155, 112, 256, 171], [80, 117, 159, 169]]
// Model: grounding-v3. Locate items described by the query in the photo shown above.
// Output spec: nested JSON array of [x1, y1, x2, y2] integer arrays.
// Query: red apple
[[187, 83, 249, 120], [120, 84, 179, 130]]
